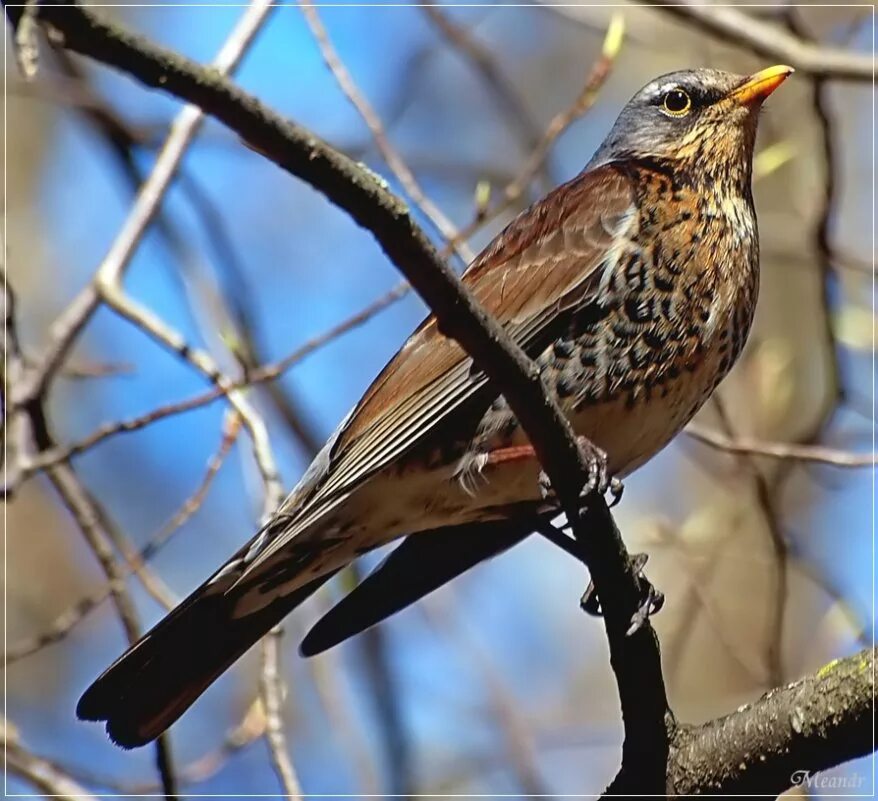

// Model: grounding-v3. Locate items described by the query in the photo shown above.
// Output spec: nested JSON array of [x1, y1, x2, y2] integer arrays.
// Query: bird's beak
[[727, 64, 794, 105]]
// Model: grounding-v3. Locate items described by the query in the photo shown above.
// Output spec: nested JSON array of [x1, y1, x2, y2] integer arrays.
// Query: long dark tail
[[76, 569, 333, 749], [300, 513, 543, 656]]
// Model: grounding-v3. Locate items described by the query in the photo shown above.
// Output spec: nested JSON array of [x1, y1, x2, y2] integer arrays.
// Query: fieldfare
[[78, 65, 793, 747]]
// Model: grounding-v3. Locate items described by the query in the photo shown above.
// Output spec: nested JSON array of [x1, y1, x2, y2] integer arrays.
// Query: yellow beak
[[728, 64, 794, 105]]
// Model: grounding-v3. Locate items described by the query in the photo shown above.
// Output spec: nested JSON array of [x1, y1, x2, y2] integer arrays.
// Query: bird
[[78, 64, 793, 748]]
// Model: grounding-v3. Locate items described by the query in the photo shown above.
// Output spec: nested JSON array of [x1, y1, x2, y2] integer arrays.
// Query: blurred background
[[4, 1, 874, 797]]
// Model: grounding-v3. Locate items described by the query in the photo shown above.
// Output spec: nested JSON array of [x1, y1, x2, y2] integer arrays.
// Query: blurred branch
[[260, 628, 303, 801], [685, 423, 875, 468], [3, 261, 178, 797], [785, 10, 844, 420], [5, 722, 99, 801], [7, 0, 274, 406], [307, 648, 381, 794], [10, 281, 409, 487], [172, 173, 325, 458], [421, 6, 548, 181], [45, 47, 323, 458], [44, 463, 179, 799], [495, 15, 624, 209], [713, 396, 787, 687], [657, 524, 768, 687], [7, 412, 241, 663], [424, 594, 551, 797], [48, 698, 270, 794], [299, 0, 473, 266], [446, 14, 622, 250], [668, 647, 876, 795], [354, 586, 415, 798], [643, 1, 872, 81]]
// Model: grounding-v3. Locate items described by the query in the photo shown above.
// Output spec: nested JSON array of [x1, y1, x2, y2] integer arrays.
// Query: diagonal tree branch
[[668, 647, 876, 795]]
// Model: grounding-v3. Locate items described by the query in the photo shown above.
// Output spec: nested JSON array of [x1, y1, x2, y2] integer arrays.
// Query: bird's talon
[[574, 437, 620, 502], [580, 552, 663, 629], [608, 477, 624, 507], [625, 552, 663, 635], [626, 585, 665, 636], [580, 580, 601, 616], [538, 469, 555, 502]]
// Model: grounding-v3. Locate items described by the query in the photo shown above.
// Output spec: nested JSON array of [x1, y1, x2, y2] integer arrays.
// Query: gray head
[[589, 66, 793, 172]]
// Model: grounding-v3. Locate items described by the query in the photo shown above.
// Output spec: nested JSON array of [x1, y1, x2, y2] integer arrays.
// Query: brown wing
[[243, 163, 636, 572], [322, 164, 634, 483]]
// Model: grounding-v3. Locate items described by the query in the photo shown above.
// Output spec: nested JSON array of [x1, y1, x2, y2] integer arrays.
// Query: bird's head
[[590, 65, 793, 181]]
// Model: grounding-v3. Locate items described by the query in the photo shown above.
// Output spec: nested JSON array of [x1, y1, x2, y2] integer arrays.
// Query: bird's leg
[[539, 519, 663, 632]]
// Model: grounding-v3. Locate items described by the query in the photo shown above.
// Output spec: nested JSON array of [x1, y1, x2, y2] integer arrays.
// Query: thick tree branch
[[669, 647, 876, 795]]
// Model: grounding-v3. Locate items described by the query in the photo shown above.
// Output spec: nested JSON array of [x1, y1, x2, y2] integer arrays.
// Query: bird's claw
[[608, 476, 624, 507], [578, 436, 611, 497], [626, 580, 665, 636], [580, 552, 664, 634], [538, 436, 623, 507], [538, 469, 554, 502]]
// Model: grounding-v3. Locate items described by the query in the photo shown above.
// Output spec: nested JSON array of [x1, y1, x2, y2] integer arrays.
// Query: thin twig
[[13, 0, 276, 406], [685, 424, 875, 468], [6, 413, 242, 662], [5, 722, 99, 801], [446, 15, 623, 252], [12, 282, 409, 486], [307, 649, 381, 794], [424, 594, 550, 797], [43, 461, 178, 800], [260, 628, 303, 801], [422, 6, 548, 183], [299, 0, 473, 266], [712, 396, 787, 688]]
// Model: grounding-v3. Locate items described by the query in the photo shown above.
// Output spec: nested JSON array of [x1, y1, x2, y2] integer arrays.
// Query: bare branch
[[643, 1, 872, 81], [13, 282, 409, 486], [12, 0, 276, 406], [6, 412, 242, 662], [445, 14, 623, 252], [42, 461, 179, 800], [5, 721, 99, 801], [299, 0, 473, 266], [669, 647, 876, 795], [422, 6, 547, 177], [686, 424, 875, 468], [260, 628, 303, 801]]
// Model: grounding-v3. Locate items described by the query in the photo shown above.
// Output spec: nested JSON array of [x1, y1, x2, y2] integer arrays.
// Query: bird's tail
[[76, 560, 334, 749]]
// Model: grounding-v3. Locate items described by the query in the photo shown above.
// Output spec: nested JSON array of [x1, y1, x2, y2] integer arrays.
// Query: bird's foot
[[538, 436, 623, 507], [580, 552, 664, 634]]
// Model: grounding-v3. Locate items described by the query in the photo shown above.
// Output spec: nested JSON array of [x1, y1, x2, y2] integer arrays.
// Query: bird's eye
[[661, 89, 692, 117]]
